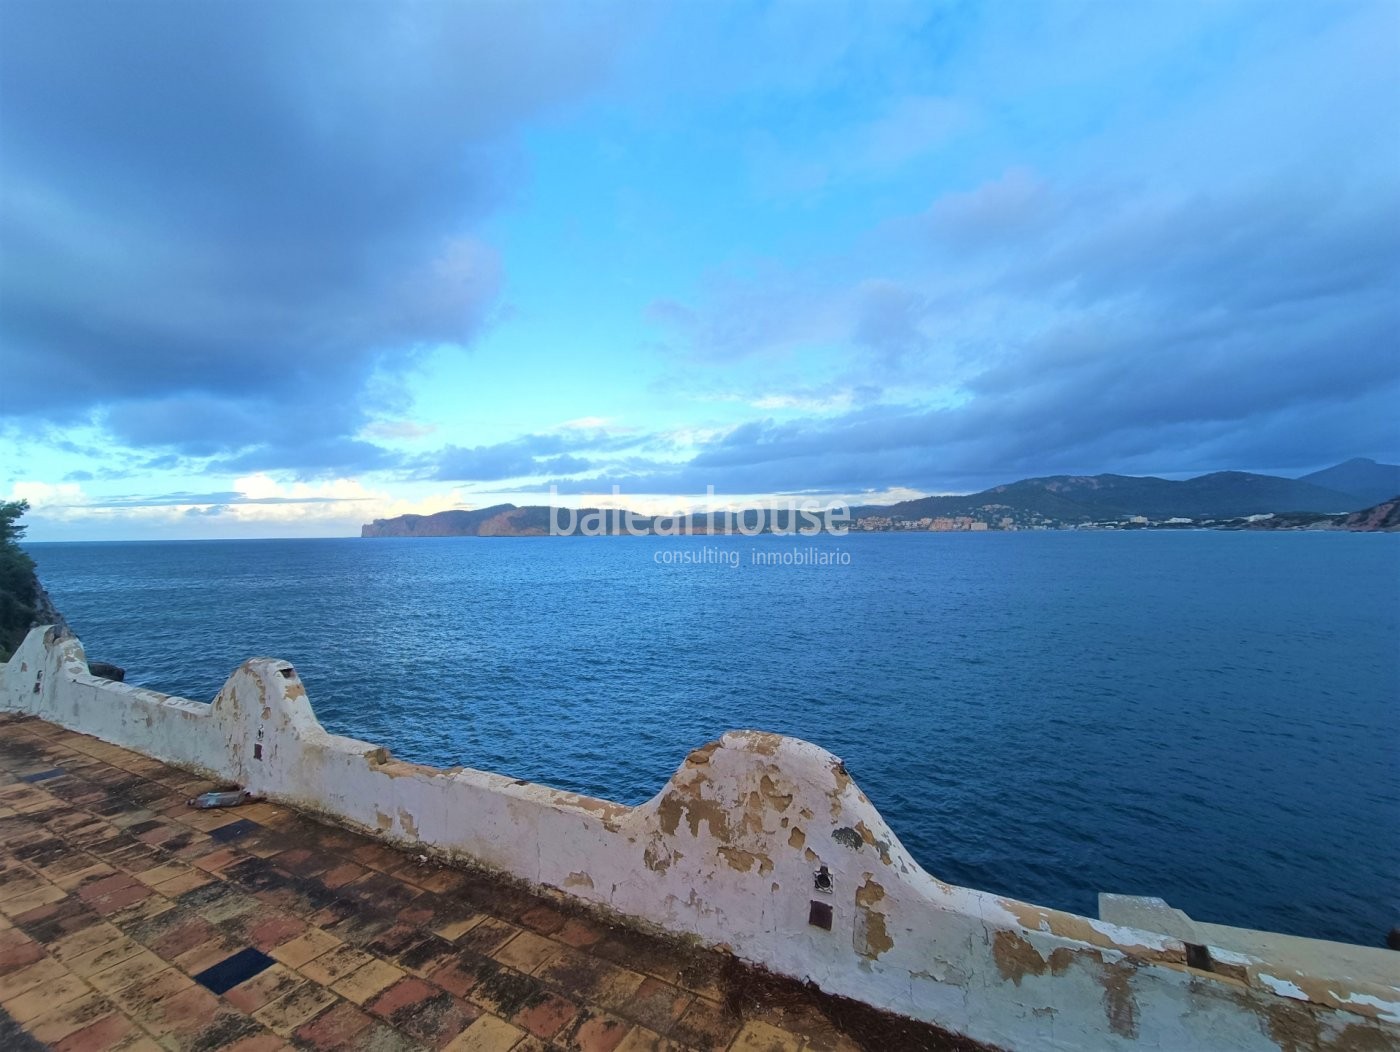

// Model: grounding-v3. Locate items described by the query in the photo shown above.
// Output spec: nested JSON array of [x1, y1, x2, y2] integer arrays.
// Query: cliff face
[[31, 575, 67, 633], [0, 563, 67, 661], [1339, 495, 1400, 532], [1244, 495, 1400, 532], [361, 505, 555, 538], [361, 505, 518, 537]]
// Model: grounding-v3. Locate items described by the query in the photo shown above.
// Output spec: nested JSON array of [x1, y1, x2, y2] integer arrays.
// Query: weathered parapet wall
[[2, 626, 1396, 1051]]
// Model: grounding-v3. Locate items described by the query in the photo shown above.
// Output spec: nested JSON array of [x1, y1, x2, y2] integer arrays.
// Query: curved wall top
[[3, 626, 1396, 1052]]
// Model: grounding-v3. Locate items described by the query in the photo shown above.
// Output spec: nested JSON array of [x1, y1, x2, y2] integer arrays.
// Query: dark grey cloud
[[851, 279, 931, 368], [477, 167, 1400, 501], [0, 0, 631, 467], [434, 439, 569, 483], [430, 428, 648, 482], [637, 165, 1400, 493]]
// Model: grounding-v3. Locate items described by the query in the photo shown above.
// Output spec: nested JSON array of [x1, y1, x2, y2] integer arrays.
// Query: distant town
[[851, 511, 1264, 532]]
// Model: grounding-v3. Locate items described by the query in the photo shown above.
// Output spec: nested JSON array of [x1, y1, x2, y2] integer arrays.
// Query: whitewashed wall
[[3, 626, 1396, 1051]]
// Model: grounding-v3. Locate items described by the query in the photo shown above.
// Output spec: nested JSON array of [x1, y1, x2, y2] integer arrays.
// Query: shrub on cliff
[[0, 500, 37, 661]]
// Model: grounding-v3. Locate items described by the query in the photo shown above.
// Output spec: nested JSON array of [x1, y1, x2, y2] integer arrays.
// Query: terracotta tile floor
[[0, 714, 965, 1052]]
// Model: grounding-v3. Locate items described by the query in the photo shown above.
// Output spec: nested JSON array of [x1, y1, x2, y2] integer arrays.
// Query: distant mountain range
[[861, 458, 1400, 523], [1296, 458, 1400, 507], [361, 457, 1400, 536]]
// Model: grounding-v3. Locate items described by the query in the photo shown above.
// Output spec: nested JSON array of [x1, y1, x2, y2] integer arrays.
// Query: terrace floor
[[0, 714, 971, 1052]]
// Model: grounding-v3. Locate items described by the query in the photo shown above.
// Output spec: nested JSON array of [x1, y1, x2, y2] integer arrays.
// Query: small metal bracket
[[813, 864, 833, 894]]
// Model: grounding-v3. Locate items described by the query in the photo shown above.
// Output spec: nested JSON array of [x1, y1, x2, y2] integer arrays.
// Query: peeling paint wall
[[3, 627, 1397, 1052]]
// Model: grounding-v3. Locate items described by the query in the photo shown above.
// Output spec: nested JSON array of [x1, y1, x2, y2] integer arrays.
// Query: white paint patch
[[1342, 993, 1400, 1024], [1209, 947, 1257, 968], [1087, 918, 1177, 953], [1257, 974, 1308, 1001]]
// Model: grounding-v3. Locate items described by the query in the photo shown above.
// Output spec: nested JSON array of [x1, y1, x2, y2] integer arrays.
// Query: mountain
[[361, 505, 542, 537], [363, 505, 844, 537], [361, 459, 1395, 536], [1297, 458, 1400, 507], [869, 470, 1367, 523]]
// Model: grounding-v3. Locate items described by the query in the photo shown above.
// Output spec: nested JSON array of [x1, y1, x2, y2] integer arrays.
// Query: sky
[[1, 0, 1397, 540]]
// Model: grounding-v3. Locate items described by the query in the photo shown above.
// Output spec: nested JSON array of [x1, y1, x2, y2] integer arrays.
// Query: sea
[[19, 531, 1400, 948]]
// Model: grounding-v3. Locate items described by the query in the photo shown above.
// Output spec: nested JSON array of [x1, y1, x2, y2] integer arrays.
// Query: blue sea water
[[19, 531, 1400, 947]]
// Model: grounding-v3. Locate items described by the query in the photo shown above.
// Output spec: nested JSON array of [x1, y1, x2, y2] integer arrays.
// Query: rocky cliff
[[361, 504, 552, 537]]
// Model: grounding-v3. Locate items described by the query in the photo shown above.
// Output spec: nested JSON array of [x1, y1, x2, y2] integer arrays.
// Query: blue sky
[[2, 0, 1397, 539]]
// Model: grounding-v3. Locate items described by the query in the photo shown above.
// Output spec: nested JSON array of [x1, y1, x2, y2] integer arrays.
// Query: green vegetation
[[0, 500, 37, 661]]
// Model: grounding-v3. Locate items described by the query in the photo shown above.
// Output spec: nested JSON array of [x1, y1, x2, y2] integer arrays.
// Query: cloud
[[0, 0, 631, 465], [637, 152, 1400, 490], [752, 390, 858, 413], [363, 420, 439, 441], [752, 93, 975, 196], [8, 481, 87, 510], [924, 167, 1057, 251], [645, 268, 847, 364], [430, 434, 607, 483], [851, 280, 931, 368], [5, 0, 1398, 517], [9, 474, 479, 539]]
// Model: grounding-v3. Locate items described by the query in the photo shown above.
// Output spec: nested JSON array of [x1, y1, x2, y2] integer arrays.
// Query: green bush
[[0, 500, 37, 661]]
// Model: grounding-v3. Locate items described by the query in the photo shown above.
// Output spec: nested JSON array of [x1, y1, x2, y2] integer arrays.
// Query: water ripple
[[23, 531, 1400, 947]]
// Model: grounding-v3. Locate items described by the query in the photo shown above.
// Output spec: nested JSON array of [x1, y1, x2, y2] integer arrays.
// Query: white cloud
[[10, 475, 484, 539], [362, 420, 438, 440], [8, 481, 88, 509], [752, 390, 856, 413]]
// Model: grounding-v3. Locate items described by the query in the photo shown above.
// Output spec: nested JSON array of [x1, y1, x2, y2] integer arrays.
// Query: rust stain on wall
[[554, 792, 631, 829], [829, 759, 852, 818], [854, 877, 894, 958], [993, 931, 1046, 986], [564, 871, 594, 889], [991, 931, 1103, 987], [758, 774, 793, 812], [1259, 997, 1322, 1052], [741, 732, 783, 757], [397, 808, 419, 838], [1001, 899, 1186, 967], [643, 840, 680, 875], [719, 846, 773, 874], [373, 757, 441, 781], [656, 791, 731, 841], [1332, 1021, 1397, 1052], [1100, 959, 1140, 1039]]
